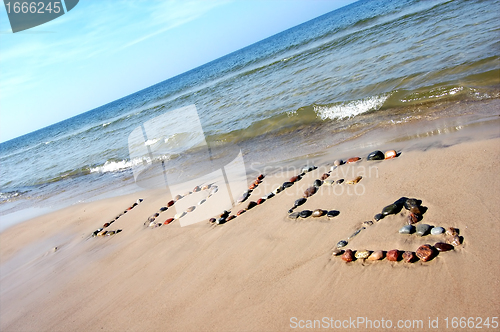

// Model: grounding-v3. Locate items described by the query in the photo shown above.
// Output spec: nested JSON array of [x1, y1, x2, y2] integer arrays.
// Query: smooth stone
[[348, 227, 365, 239], [367, 150, 384, 161], [137, 198, 143, 204], [283, 181, 294, 188], [355, 250, 370, 259], [299, 210, 312, 218], [186, 206, 196, 212], [288, 212, 300, 219], [198, 199, 206, 205], [216, 218, 226, 225], [434, 242, 454, 252], [256, 198, 265, 205], [367, 250, 384, 261], [159, 207, 168, 212], [416, 244, 434, 261], [403, 198, 420, 210], [385, 150, 397, 159], [416, 224, 431, 236], [167, 200, 175, 207], [324, 180, 335, 186], [346, 176, 362, 184], [209, 218, 216, 223], [201, 184, 211, 190], [103, 222, 110, 228], [346, 157, 361, 163], [236, 191, 250, 204], [313, 179, 323, 188], [107, 231, 115, 236], [174, 194, 182, 201], [257, 174, 264, 180], [386, 249, 400, 261], [249, 183, 257, 190], [446, 227, 459, 236], [399, 225, 415, 234], [148, 221, 156, 228], [263, 192, 275, 200], [446, 235, 461, 246], [330, 165, 337, 171], [430, 227, 445, 235], [321, 173, 330, 180], [312, 209, 325, 217], [303, 186, 317, 198], [333, 159, 343, 166], [294, 198, 307, 208], [327, 210, 340, 218], [174, 212, 186, 219], [337, 240, 348, 248], [407, 212, 420, 225], [237, 209, 246, 216], [164, 218, 174, 224], [220, 210, 230, 218], [226, 215, 236, 222], [210, 187, 218, 195], [374, 213, 384, 221], [273, 186, 283, 194], [336, 179, 344, 184], [97, 230, 107, 236], [246, 201, 257, 210], [381, 203, 398, 216], [402, 251, 416, 263], [341, 249, 355, 262], [331, 249, 343, 256], [193, 186, 200, 192], [289, 175, 300, 183], [301, 166, 315, 173]]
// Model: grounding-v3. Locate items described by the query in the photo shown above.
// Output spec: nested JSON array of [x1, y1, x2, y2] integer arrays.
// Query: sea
[[1, 0, 499, 231]]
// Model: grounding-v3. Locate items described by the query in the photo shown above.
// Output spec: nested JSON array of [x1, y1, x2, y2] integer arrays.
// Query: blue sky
[[0, 0, 356, 143]]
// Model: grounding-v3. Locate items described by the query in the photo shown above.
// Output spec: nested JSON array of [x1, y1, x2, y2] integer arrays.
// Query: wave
[[314, 94, 390, 120]]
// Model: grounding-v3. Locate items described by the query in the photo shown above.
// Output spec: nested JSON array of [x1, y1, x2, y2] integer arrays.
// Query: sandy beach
[[1, 114, 499, 332]]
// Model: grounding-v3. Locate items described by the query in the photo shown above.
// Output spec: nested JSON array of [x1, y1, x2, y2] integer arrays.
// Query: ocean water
[[1, 0, 499, 225]]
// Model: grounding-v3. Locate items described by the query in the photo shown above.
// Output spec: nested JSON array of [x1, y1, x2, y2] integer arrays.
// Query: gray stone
[[399, 225, 415, 234], [430, 226, 445, 235], [416, 224, 431, 236], [337, 240, 348, 248]]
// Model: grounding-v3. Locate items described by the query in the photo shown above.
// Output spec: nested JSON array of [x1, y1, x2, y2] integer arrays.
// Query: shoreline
[[1, 114, 499, 331]]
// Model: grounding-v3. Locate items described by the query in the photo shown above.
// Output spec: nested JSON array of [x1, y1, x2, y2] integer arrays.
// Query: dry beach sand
[[1, 116, 500, 331]]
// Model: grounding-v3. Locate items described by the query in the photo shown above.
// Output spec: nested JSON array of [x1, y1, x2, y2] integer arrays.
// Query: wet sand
[[1, 117, 500, 331]]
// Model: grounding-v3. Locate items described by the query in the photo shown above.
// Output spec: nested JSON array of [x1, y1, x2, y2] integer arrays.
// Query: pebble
[[416, 224, 431, 236], [321, 173, 330, 180], [237, 209, 246, 216], [346, 176, 362, 184], [333, 159, 344, 167], [434, 242, 454, 252], [283, 182, 294, 188], [164, 218, 174, 224], [446, 227, 459, 236], [368, 250, 384, 261], [201, 184, 211, 190], [174, 194, 182, 201], [385, 150, 397, 159], [355, 250, 370, 259], [249, 183, 257, 190], [337, 240, 348, 248], [327, 210, 340, 218], [226, 215, 236, 222], [348, 227, 365, 239], [137, 198, 143, 204], [289, 175, 300, 183], [167, 200, 175, 207], [346, 157, 361, 163], [97, 230, 107, 237], [256, 198, 266, 205], [416, 244, 434, 262], [294, 198, 307, 208], [257, 174, 265, 180], [324, 180, 335, 186], [408, 212, 419, 225], [263, 192, 275, 200], [430, 227, 445, 235], [367, 150, 385, 161], [273, 186, 283, 194], [209, 218, 216, 223], [386, 249, 400, 261], [303, 186, 317, 198], [236, 191, 250, 204], [198, 199, 206, 205], [174, 211, 186, 219], [216, 218, 226, 225], [331, 249, 343, 256], [159, 207, 168, 212], [193, 186, 200, 192], [381, 203, 398, 216], [374, 213, 384, 221], [403, 198, 419, 210], [446, 235, 461, 246], [336, 179, 344, 184], [312, 209, 325, 217], [288, 212, 300, 219], [187, 206, 196, 212], [210, 187, 218, 195], [399, 225, 415, 234], [299, 210, 312, 218], [220, 211, 230, 218], [246, 201, 257, 210], [363, 220, 373, 227], [103, 223, 110, 228], [402, 251, 416, 263], [341, 249, 355, 262], [313, 179, 323, 188]]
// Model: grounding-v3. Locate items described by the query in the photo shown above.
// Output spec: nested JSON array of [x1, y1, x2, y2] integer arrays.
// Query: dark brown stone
[[167, 200, 175, 207], [257, 174, 264, 180], [409, 206, 421, 214], [416, 244, 434, 262], [407, 212, 420, 224], [303, 186, 317, 198], [209, 218, 216, 223], [446, 227, 459, 236], [434, 242, 454, 252], [386, 249, 400, 261], [342, 249, 355, 262], [321, 173, 330, 180], [103, 223, 110, 228], [289, 175, 299, 183]]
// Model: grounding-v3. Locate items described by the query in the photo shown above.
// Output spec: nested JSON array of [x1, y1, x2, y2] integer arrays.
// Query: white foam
[[314, 94, 389, 120]]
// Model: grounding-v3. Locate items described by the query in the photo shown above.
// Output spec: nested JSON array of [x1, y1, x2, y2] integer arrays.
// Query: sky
[[0, 0, 356, 143]]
